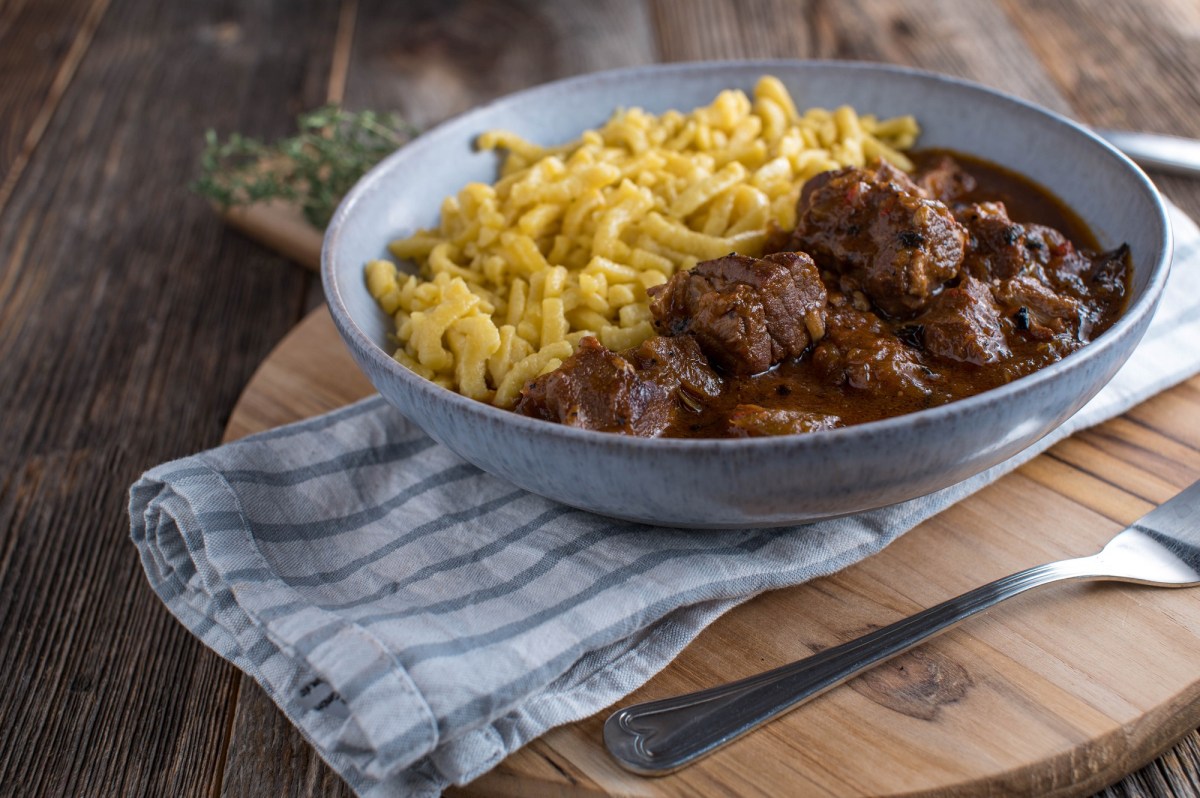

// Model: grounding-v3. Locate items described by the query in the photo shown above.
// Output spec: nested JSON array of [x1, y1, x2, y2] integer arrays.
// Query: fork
[[605, 479, 1200, 775]]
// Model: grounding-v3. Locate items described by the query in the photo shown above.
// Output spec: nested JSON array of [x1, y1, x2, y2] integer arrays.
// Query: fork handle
[[604, 554, 1105, 774]]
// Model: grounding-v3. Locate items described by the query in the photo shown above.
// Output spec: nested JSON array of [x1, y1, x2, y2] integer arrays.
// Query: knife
[[1097, 129, 1200, 177]]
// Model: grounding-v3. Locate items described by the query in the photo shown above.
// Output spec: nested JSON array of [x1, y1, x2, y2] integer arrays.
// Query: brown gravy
[[662, 151, 1127, 438]]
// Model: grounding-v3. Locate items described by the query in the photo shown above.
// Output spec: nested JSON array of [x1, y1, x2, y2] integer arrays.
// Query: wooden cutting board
[[226, 306, 1200, 797]]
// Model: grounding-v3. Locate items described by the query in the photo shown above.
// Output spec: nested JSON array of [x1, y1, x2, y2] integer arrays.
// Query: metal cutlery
[[605, 478, 1200, 775], [1098, 129, 1200, 177]]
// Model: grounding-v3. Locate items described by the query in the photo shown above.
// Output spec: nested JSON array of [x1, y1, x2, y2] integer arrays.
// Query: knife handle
[[604, 554, 1103, 775], [1097, 129, 1200, 177]]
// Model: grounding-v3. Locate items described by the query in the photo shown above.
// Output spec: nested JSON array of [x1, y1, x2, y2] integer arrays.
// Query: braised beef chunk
[[727, 405, 841, 437], [515, 335, 722, 436], [1091, 245, 1130, 295], [516, 152, 1130, 439], [915, 275, 1010, 365], [916, 155, 978, 204], [791, 160, 967, 317], [1050, 243, 1130, 302], [954, 200, 1121, 298], [956, 201, 1063, 281], [514, 337, 673, 436], [954, 199, 1130, 349], [992, 275, 1088, 348], [811, 296, 939, 401], [648, 251, 827, 375], [625, 334, 723, 400]]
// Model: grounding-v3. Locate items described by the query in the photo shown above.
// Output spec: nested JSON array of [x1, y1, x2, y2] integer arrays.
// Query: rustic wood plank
[[1000, 0, 1200, 136], [1127, 380, 1200, 454], [1050, 422, 1200, 504], [1019, 454, 1153, 528], [326, 0, 360, 106], [0, 0, 111, 215], [0, 0, 341, 795], [996, 0, 1200, 223], [222, 201, 323, 273], [650, 0, 1071, 111], [219, 677, 356, 798], [1099, 733, 1200, 798], [222, 308, 373, 442], [342, 0, 656, 127], [650, 0, 815, 62]]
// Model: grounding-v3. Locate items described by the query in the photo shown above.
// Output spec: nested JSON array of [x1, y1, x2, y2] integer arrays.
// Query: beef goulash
[[367, 82, 931, 409], [514, 152, 1130, 438]]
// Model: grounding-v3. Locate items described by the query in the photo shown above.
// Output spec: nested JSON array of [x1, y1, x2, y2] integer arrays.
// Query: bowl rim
[[322, 58, 1173, 453]]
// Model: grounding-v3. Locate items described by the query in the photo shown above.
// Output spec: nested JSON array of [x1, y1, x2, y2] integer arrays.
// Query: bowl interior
[[322, 60, 1170, 526], [328, 61, 1166, 362]]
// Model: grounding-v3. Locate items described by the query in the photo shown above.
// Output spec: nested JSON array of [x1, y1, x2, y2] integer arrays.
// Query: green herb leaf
[[192, 106, 418, 228]]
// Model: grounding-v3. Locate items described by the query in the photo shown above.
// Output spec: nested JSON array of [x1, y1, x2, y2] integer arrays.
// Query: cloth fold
[[132, 202, 1200, 797]]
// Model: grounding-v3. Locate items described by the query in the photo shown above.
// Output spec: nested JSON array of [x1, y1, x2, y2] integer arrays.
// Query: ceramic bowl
[[322, 61, 1171, 528]]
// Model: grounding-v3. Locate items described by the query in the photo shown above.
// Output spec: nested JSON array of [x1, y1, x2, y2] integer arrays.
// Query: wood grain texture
[[342, 0, 657, 126], [650, 0, 1071, 111], [650, 0, 816, 62], [222, 201, 324, 272], [0, 0, 338, 795], [0, 0, 111, 214], [999, 0, 1200, 136], [998, 0, 1200, 226]]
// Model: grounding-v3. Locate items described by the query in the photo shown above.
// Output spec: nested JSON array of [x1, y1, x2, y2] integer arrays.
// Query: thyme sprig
[[192, 106, 417, 228]]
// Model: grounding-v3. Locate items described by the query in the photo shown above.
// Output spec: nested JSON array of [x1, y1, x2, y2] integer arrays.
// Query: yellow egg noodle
[[365, 76, 919, 407]]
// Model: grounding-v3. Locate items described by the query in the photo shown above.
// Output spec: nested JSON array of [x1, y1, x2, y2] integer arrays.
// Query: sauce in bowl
[[517, 152, 1130, 438]]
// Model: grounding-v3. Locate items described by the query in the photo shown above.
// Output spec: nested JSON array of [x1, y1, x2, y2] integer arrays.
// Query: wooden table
[[3, 1, 1200, 796]]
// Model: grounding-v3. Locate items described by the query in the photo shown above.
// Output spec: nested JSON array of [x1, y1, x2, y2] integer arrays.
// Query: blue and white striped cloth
[[132, 202, 1200, 797]]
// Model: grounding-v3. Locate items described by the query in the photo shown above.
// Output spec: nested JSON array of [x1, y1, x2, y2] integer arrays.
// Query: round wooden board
[[227, 307, 1200, 797]]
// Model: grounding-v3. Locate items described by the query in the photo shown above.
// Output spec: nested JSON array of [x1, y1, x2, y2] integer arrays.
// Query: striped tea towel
[[132, 201, 1199, 797]]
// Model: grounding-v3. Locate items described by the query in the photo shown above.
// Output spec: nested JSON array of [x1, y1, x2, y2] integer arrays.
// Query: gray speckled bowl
[[322, 61, 1170, 528]]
